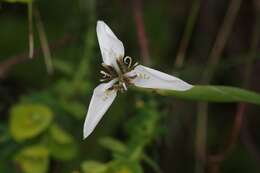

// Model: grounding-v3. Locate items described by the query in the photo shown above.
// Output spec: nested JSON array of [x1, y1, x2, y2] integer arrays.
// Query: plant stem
[[132, 0, 150, 65], [34, 8, 54, 75], [202, 0, 243, 83], [28, 1, 34, 59], [175, 0, 201, 68], [195, 0, 243, 172], [195, 102, 208, 173], [0, 35, 76, 79]]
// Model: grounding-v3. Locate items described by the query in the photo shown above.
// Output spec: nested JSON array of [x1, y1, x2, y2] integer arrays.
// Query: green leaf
[[81, 161, 107, 173], [9, 104, 53, 142], [59, 100, 86, 119], [139, 85, 260, 105], [107, 160, 143, 173], [99, 137, 127, 154], [142, 154, 162, 173], [15, 145, 49, 173], [47, 124, 77, 160]]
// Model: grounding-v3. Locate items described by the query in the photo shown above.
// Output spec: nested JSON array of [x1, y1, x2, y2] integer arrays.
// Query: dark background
[[0, 0, 260, 173]]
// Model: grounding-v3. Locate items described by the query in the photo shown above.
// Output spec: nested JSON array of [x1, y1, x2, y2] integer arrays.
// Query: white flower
[[83, 21, 193, 139]]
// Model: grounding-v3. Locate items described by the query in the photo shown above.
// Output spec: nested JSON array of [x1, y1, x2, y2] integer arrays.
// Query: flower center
[[100, 56, 138, 92]]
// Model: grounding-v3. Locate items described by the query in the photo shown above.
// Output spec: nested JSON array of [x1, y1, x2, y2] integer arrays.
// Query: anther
[[100, 70, 111, 78], [123, 56, 132, 68], [122, 82, 127, 91], [101, 63, 117, 77], [100, 79, 109, 82], [133, 62, 139, 68], [116, 58, 128, 74]]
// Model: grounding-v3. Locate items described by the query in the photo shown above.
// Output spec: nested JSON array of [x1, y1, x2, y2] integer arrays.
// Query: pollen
[[139, 73, 150, 80], [102, 90, 112, 101], [100, 56, 138, 92]]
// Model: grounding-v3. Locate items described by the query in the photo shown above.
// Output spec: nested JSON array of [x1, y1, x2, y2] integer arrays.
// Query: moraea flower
[[83, 21, 193, 139]]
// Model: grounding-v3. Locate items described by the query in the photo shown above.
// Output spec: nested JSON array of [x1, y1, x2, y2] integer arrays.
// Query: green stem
[[34, 8, 53, 74], [28, 1, 34, 59], [175, 0, 201, 68]]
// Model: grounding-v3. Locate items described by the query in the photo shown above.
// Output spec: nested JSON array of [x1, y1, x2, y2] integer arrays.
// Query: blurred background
[[1, 0, 260, 173]]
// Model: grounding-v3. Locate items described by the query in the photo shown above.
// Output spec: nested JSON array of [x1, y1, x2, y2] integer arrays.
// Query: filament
[[123, 56, 132, 68]]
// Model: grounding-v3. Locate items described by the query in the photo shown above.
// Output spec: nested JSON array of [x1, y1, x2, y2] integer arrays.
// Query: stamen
[[100, 79, 109, 82], [122, 82, 127, 91], [100, 70, 111, 78], [123, 56, 132, 68], [101, 63, 117, 77], [99, 56, 139, 92], [133, 62, 139, 68], [116, 58, 128, 74]]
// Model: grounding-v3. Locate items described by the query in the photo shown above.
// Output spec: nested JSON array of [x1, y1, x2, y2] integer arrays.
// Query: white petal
[[129, 65, 193, 91], [96, 21, 124, 69], [83, 80, 117, 139]]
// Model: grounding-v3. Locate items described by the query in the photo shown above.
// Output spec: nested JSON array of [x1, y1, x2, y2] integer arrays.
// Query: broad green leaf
[[9, 104, 53, 142], [15, 145, 49, 173], [81, 161, 107, 173], [47, 124, 77, 160], [138, 85, 260, 105]]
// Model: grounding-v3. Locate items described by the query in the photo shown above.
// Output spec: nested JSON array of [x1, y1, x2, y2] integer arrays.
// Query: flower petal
[[83, 80, 117, 139], [129, 65, 193, 91], [96, 21, 124, 69]]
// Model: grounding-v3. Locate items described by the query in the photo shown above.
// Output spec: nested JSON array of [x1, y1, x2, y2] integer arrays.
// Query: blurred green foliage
[[0, 0, 260, 173], [15, 145, 49, 173], [0, 0, 164, 172], [10, 104, 53, 142], [81, 101, 162, 173], [2, 0, 32, 3]]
